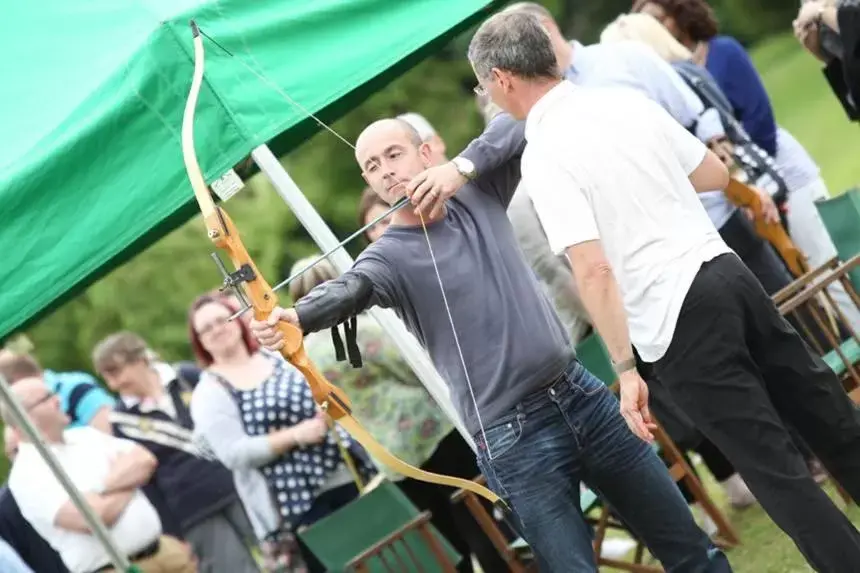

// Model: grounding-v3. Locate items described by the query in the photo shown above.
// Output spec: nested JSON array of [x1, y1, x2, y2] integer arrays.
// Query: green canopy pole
[[0, 374, 139, 572]]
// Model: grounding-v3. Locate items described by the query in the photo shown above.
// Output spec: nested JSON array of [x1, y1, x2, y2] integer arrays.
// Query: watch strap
[[452, 156, 477, 180], [612, 356, 637, 376]]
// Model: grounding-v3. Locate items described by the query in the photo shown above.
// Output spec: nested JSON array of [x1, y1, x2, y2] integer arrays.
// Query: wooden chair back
[[776, 255, 860, 397], [347, 512, 458, 573]]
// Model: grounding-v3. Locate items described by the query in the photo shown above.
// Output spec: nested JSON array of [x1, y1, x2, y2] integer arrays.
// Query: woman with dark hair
[[187, 294, 375, 573]]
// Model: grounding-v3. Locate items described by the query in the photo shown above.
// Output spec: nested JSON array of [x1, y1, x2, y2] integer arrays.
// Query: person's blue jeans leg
[[476, 360, 732, 573], [569, 361, 732, 573], [475, 376, 600, 572]]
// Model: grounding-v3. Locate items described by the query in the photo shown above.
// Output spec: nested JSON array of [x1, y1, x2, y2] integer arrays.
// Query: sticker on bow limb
[[211, 169, 244, 201]]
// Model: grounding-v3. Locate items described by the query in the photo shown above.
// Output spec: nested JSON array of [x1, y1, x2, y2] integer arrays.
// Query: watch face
[[456, 158, 476, 178]]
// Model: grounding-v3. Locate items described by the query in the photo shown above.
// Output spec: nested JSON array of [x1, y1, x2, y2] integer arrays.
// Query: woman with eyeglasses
[[187, 294, 376, 573]]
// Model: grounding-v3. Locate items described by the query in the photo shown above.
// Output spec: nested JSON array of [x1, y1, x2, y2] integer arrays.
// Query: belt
[[93, 538, 160, 572]]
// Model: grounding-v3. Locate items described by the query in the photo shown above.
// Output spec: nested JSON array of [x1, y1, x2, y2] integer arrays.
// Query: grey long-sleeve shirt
[[296, 114, 573, 436]]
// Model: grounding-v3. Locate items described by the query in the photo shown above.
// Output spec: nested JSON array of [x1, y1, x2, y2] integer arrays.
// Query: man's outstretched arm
[[251, 257, 394, 350]]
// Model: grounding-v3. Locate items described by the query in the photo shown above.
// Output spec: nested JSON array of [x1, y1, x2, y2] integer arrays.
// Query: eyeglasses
[[25, 392, 56, 411], [197, 315, 230, 336]]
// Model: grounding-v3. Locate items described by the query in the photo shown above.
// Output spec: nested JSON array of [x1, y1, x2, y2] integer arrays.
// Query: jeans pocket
[[480, 417, 524, 460], [568, 365, 607, 397]]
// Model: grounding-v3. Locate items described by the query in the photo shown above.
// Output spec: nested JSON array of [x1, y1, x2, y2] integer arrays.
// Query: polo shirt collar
[[525, 80, 574, 141], [120, 362, 177, 410]]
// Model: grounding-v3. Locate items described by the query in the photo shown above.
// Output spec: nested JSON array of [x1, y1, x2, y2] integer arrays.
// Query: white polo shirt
[[9, 427, 161, 573], [521, 81, 732, 362]]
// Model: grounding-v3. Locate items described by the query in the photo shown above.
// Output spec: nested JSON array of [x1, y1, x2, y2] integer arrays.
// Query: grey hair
[[288, 255, 339, 302], [503, 2, 554, 19], [468, 11, 561, 82]]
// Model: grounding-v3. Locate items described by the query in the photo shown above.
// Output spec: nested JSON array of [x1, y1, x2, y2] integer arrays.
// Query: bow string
[[181, 21, 505, 508]]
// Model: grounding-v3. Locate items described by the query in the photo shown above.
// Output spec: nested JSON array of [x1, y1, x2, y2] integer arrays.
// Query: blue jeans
[[474, 360, 731, 573]]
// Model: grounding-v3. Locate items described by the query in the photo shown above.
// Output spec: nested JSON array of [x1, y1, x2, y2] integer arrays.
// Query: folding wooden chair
[[773, 254, 860, 505], [346, 511, 458, 573], [298, 481, 461, 572], [816, 189, 860, 292], [775, 254, 860, 401], [450, 477, 538, 572]]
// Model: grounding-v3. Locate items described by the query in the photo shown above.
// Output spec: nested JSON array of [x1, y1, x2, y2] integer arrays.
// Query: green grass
[[753, 33, 860, 196], [599, 461, 860, 573]]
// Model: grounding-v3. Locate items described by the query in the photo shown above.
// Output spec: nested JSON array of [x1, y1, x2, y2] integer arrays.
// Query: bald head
[[355, 118, 434, 205], [355, 119, 422, 161]]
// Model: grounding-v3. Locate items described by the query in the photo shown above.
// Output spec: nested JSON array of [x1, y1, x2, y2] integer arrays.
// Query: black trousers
[[648, 253, 860, 572], [719, 210, 820, 463], [397, 431, 512, 573]]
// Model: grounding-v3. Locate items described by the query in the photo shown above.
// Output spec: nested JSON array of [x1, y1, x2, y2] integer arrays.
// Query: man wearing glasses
[[2, 376, 197, 573]]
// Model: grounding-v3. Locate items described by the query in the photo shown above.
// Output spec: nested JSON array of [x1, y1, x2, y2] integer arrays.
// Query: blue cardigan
[[705, 35, 778, 157]]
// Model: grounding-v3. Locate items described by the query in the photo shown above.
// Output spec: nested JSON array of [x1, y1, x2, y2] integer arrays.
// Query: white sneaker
[[694, 503, 720, 537], [600, 538, 637, 559], [721, 473, 757, 509]]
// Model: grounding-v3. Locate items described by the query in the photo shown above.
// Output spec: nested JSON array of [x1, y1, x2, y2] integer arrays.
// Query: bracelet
[[612, 357, 637, 376]]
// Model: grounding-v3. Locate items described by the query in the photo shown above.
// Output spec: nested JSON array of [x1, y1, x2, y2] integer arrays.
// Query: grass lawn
[[753, 33, 860, 196], [599, 462, 860, 573]]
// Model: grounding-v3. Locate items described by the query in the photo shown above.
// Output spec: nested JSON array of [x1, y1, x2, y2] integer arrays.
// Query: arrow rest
[[209, 252, 254, 319]]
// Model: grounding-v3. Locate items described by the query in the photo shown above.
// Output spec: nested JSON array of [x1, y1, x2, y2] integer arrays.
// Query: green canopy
[[0, 0, 499, 339]]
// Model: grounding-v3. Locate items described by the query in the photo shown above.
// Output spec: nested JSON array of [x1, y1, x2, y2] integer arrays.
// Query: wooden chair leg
[[654, 424, 741, 547], [591, 505, 611, 561]]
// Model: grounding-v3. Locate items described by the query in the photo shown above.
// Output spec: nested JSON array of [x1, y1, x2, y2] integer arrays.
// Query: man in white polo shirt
[[3, 377, 196, 573], [467, 10, 860, 573]]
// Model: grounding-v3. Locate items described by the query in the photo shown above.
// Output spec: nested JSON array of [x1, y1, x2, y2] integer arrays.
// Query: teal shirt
[[44, 370, 115, 428]]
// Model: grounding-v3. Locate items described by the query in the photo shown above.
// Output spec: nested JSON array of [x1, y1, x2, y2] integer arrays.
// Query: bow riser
[[206, 208, 355, 418]]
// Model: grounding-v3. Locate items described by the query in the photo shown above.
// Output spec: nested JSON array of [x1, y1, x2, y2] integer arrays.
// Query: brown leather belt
[[93, 538, 160, 572]]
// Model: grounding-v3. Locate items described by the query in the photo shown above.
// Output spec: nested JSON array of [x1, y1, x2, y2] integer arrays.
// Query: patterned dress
[[210, 351, 375, 571]]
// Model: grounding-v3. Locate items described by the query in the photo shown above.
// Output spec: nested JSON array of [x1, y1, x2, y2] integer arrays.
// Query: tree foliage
[[21, 0, 794, 375]]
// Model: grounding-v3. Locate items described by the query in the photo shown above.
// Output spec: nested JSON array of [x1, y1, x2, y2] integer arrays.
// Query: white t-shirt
[[521, 81, 732, 362], [9, 427, 161, 573]]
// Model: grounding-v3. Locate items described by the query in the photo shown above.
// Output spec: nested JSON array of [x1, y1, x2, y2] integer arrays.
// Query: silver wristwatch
[[451, 156, 477, 180], [612, 357, 637, 376]]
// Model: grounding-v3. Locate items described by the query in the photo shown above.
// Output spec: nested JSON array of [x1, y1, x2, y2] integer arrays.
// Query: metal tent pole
[[250, 144, 475, 450], [0, 374, 133, 571]]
